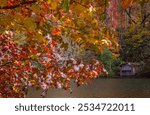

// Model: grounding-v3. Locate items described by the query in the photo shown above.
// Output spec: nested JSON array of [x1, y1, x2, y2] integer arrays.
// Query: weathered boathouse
[[120, 63, 140, 77]]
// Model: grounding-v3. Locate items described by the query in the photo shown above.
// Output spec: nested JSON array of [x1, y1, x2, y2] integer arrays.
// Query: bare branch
[[124, 9, 137, 24], [141, 13, 150, 25]]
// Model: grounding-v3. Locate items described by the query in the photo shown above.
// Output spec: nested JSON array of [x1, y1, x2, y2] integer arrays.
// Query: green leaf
[[62, 0, 69, 13]]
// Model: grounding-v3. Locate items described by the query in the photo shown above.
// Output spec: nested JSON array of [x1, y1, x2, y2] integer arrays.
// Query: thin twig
[[124, 9, 137, 24]]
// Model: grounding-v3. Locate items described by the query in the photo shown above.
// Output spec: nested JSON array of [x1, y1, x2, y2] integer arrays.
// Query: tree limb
[[0, 0, 37, 10], [141, 13, 150, 25], [124, 9, 137, 24], [0, 61, 12, 67]]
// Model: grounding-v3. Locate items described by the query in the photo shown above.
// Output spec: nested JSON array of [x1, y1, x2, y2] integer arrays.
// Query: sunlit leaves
[[23, 17, 37, 31], [0, 31, 109, 97], [0, 0, 120, 98]]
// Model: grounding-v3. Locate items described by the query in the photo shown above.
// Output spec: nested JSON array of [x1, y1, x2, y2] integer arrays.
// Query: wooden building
[[120, 63, 140, 77]]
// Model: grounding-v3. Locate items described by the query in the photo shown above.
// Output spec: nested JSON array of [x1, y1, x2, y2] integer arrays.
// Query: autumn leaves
[[0, 0, 122, 97]]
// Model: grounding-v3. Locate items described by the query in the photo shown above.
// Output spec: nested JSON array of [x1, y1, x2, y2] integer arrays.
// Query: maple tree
[[0, 0, 122, 97]]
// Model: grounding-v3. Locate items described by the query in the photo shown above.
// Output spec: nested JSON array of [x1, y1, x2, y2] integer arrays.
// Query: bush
[[98, 48, 124, 76]]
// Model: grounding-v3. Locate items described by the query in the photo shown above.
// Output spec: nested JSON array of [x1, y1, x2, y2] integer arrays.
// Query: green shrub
[[98, 48, 124, 76]]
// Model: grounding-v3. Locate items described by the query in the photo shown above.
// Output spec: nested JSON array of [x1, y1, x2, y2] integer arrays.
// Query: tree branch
[[0, 0, 37, 10], [141, 13, 150, 25], [0, 61, 12, 67], [124, 9, 137, 24]]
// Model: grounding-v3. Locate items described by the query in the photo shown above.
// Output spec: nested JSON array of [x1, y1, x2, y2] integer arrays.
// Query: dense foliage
[[120, 0, 150, 72], [1, 0, 145, 97], [0, 0, 120, 97]]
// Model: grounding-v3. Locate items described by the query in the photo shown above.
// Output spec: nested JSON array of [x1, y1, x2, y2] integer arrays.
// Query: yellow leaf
[[92, 19, 98, 27], [31, 5, 41, 13], [47, 0, 52, 4], [36, 33, 46, 42], [51, 2, 58, 9], [24, 18, 37, 31], [71, 4, 86, 14]]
